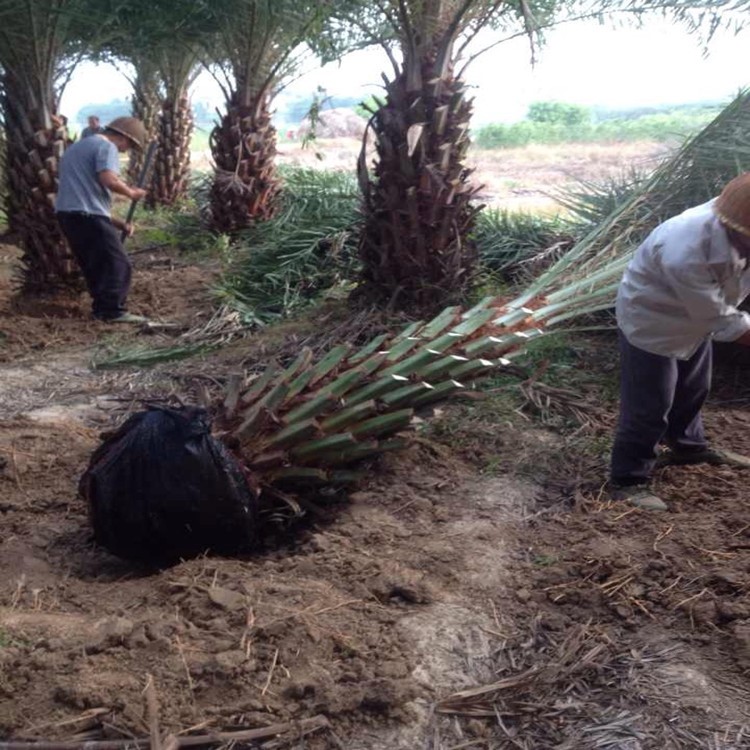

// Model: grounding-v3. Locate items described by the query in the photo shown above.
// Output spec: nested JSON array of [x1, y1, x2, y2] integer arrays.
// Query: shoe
[[611, 484, 668, 511], [658, 447, 750, 469], [98, 312, 149, 324]]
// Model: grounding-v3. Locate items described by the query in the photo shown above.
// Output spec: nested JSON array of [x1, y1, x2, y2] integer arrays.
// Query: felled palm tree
[[203, 0, 331, 232], [0, 0, 111, 292], [84, 91, 750, 564]]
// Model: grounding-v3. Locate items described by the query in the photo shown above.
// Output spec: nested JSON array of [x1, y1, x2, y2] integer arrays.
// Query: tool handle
[[121, 140, 157, 242]]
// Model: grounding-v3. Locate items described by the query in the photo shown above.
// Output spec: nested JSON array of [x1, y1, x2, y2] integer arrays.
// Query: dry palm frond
[[93, 306, 247, 370]]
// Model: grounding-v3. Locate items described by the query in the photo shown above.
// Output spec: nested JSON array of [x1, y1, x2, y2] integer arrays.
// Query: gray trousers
[[610, 330, 710, 485]]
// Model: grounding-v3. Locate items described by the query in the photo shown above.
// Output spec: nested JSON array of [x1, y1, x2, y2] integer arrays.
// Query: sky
[[60, 17, 750, 128]]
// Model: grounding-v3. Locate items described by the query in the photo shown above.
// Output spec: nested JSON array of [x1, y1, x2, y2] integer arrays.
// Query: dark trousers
[[610, 330, 710, 485], [57, 212, 131, 319]]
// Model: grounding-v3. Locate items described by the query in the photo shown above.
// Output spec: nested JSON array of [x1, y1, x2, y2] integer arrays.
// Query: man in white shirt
[[612, 173, 750, 511]]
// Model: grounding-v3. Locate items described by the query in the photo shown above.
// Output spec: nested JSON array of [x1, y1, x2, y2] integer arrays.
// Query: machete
[[121, 140, 157, 242]]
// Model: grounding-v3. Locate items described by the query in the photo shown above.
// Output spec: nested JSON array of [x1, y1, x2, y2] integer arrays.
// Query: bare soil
[[2, 166, 750, 747], [192, 138, 670, 212]]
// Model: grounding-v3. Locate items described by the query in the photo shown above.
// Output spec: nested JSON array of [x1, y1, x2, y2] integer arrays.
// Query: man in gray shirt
[[56, 117, 148, 323], [81, 115, 104, 138]]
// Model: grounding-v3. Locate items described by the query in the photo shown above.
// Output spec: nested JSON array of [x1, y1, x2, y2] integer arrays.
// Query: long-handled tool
[[121, 140, 157, 242]]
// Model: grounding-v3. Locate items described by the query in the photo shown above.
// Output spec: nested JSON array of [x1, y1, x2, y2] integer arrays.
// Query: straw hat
[[105, 116, 146, 150], [715, 173, 750, 237]]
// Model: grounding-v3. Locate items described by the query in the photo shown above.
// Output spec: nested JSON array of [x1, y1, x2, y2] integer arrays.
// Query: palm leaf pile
[[216, 168, 361, 324]]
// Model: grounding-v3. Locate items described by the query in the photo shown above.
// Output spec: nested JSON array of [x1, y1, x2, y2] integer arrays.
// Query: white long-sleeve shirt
[[616, 200, 750, 360]]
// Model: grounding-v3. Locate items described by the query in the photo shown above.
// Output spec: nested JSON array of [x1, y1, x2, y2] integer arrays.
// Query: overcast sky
[[61, 18, 750, 126]]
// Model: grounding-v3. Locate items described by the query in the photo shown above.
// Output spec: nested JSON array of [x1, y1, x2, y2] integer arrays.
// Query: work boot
[[658, 447, 750, 469], [99, 312, 149, 324], [610, 484, 668, 511]]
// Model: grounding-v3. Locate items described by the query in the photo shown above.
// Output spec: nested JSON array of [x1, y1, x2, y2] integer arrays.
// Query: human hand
[[124, 222, 135, 238], [130, 187, 148, 201]]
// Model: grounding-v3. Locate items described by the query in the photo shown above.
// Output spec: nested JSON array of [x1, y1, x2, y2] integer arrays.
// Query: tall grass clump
[[216, 167, 360, 324], [474, 208, 575, 280]]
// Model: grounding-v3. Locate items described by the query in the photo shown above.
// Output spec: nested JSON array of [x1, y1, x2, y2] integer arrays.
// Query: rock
[[86, 617, 135, 651], [213, 650, 248, 671], [717, 600, 750, 622], [516, 588, 532, 603], [208, 586, 245, 611]]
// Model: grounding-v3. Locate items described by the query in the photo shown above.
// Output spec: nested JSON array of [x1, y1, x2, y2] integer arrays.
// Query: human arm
[[109, 216, 135, 236], [98, 170, 147, 201], [661, 257, 750, 343], [95, 139, 147, 202]]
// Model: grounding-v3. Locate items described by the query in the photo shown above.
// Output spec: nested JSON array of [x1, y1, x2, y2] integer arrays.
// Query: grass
[[421, 330, 619, 479]]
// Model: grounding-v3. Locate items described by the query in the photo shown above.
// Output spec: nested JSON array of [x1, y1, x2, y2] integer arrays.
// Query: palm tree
[[0, 0, 111, 292], [124, 59, 160, 184], [344, 0, 563, 311], [344, 0, 745, 311], [106, 0, 206, 207], [146, 47, 201, 207], [203, 0, 331, 232]]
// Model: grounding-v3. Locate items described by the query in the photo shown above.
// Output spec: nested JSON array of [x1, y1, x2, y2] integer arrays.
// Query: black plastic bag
[[81, 405, 257, 564]]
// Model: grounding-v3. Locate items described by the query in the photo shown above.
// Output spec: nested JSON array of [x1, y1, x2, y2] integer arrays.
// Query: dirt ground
[[1, 196, 750, 747]]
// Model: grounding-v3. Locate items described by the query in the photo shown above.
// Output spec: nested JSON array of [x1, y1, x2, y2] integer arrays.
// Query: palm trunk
[[1, 72, 77, 292], [209, 93, 281, 233], [127, 70, 160, 184], [357, 61, 481, 311], [147, 91, 193, 208]]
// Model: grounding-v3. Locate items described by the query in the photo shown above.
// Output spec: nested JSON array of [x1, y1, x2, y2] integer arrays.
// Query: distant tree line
[[474, 100, 722, 149]]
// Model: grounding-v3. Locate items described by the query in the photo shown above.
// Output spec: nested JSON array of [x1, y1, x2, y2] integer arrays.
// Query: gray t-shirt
[[55, 135, 120, 217]]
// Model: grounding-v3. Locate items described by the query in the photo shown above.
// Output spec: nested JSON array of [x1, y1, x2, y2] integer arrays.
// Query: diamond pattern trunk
[[358, 64, 481, 311], [209, 93, 281, 233], [1, 72, 77, 292], [127, 72, 160, 184], [147, 93, 193, 208], [213, 299, 550, 515]]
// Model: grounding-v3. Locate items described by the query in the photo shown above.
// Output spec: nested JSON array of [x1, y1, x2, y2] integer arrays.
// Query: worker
[[81, 115, 104, 138], [611, 173, 750, 511], [55, 116, 149, 324]]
